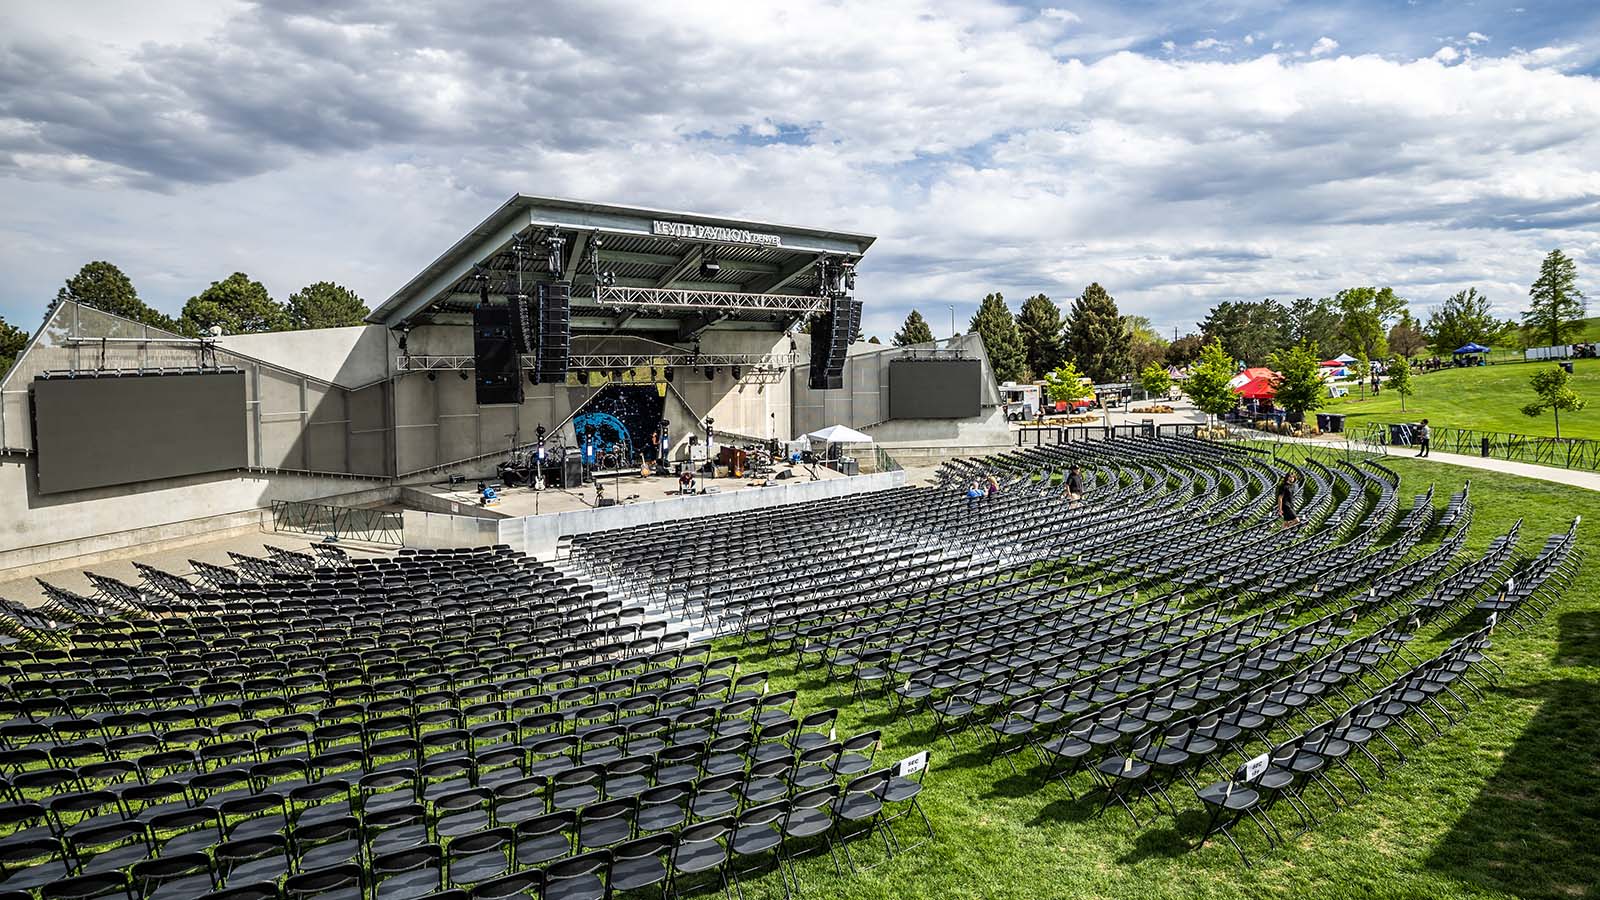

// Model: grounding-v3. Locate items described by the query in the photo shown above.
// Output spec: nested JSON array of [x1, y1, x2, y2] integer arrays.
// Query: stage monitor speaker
[[561, 456, 583, 488], [598, 497, 619, 508], [473, 305, 524, 405]]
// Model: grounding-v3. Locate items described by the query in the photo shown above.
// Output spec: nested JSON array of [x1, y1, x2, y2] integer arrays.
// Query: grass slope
[[725, 459, 1600, 900], [1327, 359, 1600, 441]]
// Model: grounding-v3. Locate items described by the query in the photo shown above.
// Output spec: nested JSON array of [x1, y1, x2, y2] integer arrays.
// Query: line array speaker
[[534, 282, 571, 384], [472, 304, 524, 405], [506, 290, 534, 354], [806, 296, 861, 390]]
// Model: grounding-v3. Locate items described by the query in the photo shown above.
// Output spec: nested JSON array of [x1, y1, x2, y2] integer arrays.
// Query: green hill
[[1328, 357, 1600, 440]]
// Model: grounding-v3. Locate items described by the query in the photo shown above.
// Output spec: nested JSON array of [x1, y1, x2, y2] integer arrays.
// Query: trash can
[[1315, 413, 1330, 432], [1481, 436, 1491, 457], [1560, 360, 1574, 374], [1328, 413, 1345, 433]]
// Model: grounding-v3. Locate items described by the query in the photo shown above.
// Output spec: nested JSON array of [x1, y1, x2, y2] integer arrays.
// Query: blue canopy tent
[[1453, 342, 1490, 367]]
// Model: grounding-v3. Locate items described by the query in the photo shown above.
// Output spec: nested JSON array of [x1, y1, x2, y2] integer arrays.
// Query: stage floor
[[412, 461, 851, 519]]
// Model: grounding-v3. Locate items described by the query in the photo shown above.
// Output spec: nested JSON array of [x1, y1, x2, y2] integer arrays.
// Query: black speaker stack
[[472, 305, 523, 405], [808, 295, 860, 390], [534, 282, 570, 385]]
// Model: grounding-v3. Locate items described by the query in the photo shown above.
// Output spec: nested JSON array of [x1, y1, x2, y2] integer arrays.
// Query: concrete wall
[[218, 325, 390, 389], [402, 470, 905, 558], [402, 509, 502, 549], [0, 456, 393, 574]]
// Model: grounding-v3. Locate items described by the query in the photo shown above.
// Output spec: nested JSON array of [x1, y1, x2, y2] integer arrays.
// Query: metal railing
[[1359, 421, 1600, 471], [271, 500, 404, 545], [871, 446, 903, 473], [1014, 421, 1200, 446]]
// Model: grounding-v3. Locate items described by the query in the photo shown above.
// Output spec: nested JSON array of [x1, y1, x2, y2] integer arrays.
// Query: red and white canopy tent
[[1228, 366, 1278, 401]]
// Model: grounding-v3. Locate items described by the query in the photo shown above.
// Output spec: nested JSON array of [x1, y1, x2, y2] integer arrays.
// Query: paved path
[[1365, 445, 1600, 492]]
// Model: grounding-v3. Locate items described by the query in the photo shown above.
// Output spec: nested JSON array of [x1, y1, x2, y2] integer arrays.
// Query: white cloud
[[1433, 46, 1460, 63], [1308, 36, 1340, 57], [1, 1, 1597, 336], [1466, 31, 1490, 45], [1192, 37, 1231, 52], [1040, 7, 1080, 25]]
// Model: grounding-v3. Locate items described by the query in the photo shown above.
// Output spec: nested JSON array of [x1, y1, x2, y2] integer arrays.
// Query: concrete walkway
[[1356, 444, 1600, 492]]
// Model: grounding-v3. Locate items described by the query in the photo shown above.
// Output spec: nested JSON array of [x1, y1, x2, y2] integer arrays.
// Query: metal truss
[[395, 352, 800, 372], [591, 284, 828, 314]]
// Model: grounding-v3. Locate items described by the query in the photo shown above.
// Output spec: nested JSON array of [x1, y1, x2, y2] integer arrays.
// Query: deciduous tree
[[1043, 360, 1092, 404], [1337, 286, 1405, 362], [970, 293, 1026, 383], [1288, 297, 1343, 351], [1183, 339, 1239, 425], [1523, 249, 1587, 347], [1522, 365, 1586, 439], [1139, 363, 1171, 399], [1387, 311, 1427, 359], [1267, 343, 1326, 421], [1386, 355, 1415, 411], [1166, 333, 1206, 367], [1426, 288, 1502, 355]]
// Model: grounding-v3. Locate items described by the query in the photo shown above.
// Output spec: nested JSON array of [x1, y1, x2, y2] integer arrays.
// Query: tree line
[[893, 248, 1587, 385], [0, 261, 371, 377]]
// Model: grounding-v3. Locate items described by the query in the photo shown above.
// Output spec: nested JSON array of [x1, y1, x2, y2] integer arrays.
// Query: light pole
[[949, 305, 956, 341]]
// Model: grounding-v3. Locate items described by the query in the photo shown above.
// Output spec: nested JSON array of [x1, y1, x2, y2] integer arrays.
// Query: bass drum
[[601, 452, 620, 470]]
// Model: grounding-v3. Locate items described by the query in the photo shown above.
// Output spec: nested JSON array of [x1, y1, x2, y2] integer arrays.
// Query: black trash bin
[[1561, 360, 1574, 374], [1315, 413, 1330, 432], [1481, 436, 1491, 457], [1328, 413, 1345, 434]]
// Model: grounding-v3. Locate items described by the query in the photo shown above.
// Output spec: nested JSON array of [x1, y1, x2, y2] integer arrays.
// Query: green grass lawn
[[722, 458, 1600, 900], [1327, 358, 1600, 441]]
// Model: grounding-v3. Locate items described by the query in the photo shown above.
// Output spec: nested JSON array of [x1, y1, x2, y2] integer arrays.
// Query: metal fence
[[1014, 420, 1201, 446], [271, 500, 404, 545], [1359, 421, 1600, 471]]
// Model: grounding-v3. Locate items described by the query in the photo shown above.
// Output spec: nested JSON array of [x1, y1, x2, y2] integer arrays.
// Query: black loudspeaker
[[561, 456, 583, 488], [598, 497, 618, 507], [506, 292, 534, 354], [535, 283, 571, 384], [809, 295, 856, 391], [473, 305, 524, 405]]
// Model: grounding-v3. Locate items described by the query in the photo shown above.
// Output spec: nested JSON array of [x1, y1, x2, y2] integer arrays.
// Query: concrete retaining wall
[[402, 509, 502, 549]]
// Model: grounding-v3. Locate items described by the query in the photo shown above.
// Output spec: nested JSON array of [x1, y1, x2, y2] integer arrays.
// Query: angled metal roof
[[368, 195, 876, 331]]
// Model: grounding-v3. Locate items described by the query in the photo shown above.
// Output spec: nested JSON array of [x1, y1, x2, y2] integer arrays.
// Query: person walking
[[1416, 418, 1432, 458], [1276, 470, 1301, 529]]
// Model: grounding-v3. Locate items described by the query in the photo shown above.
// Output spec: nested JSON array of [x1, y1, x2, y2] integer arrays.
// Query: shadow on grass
[[1426, 611, 1600, 900]]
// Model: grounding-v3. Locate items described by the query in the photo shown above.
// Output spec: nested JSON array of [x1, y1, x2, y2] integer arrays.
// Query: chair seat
[[783, 808, 831, 839], [610, 856, 666, 892], [1196, 783, 1259, 811], [835, 795, 882, 822], [732, 828, 781, 855], [673, 841, 728, 874]]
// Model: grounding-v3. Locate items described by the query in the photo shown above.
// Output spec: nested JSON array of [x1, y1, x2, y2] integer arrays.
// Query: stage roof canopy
[[370, 195, 876, 338]]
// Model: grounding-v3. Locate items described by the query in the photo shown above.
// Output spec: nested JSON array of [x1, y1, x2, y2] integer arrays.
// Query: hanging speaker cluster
[[473, 305, 523, 405], [533, 282, 570, 385], [807, 295, 861, 391]]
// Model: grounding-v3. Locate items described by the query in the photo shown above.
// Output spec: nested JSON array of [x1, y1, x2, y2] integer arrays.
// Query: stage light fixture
[[704, 366, 716, 380], [700, 246, 720, 278], [427, 371, 437, 381], [664, 367, 674, 383], [731, 366, 742, 380], [458, 370, 469, 380], [545, 235, 565, 277]]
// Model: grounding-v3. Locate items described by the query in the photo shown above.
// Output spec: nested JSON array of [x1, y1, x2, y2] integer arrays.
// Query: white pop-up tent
[[804, 424, 874, 445]]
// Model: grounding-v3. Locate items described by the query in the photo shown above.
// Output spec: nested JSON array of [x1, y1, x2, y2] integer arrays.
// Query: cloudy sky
[[3, 0, 1599, 341]]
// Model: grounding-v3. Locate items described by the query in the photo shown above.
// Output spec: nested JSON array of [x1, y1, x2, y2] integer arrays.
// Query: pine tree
[[970, 293, 1025, 383], [1524, 249, 1587, 347], [285, 282, 370, 329], [892, 309, 935, 346], [54, 261, 178, 331], [1015, 293, 1064, 379], [0, 315, 28, 379], [1064, 283, 1131, 383]]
